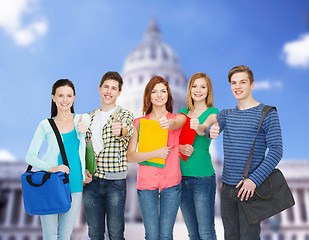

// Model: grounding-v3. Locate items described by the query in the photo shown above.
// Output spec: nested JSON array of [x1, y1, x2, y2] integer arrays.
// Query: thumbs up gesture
[[209, 118, 220, 139], [159, 116, 170, 129], [77, 114, 88, 133], [112, 115, 122, 136], [190, 110, 199, 131]]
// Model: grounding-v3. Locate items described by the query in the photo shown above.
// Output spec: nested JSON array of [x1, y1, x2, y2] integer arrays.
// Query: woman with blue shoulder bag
[[25, 79, 92, 240]]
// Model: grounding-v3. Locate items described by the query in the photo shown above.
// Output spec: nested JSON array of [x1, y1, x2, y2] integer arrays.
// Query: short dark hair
[[51, 79, 75, 118], [228, 65, 254, 84], [99, 71, 123, 91]]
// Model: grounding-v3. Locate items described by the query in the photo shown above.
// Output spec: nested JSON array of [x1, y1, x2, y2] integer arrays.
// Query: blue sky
[[0, 0, 308, 161]]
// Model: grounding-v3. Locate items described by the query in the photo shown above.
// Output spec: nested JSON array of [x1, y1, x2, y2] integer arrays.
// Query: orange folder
[[179, 113, 196, 162], [138, 118, 168, 168]]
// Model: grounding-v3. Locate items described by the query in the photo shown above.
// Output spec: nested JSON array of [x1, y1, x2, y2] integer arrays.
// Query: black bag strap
[[47, 118, 70, 168], [26, 172, 51, 186], [26, 119, 70, 172], [242, 105, 276, 179]]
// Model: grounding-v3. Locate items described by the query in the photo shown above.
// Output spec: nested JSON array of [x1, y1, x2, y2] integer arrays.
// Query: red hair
[[143, 76, 173, 116]]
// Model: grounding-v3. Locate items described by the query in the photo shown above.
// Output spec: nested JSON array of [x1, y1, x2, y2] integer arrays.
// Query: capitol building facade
[[1, 20, 309, 240], [118, 19, 187, 117]]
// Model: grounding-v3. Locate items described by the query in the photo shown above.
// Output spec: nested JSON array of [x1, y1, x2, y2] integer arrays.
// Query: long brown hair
[[187, 72, 214, 111], [142, 76, 173, 116]]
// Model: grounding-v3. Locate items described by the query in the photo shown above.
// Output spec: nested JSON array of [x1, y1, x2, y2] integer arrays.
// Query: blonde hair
[[187, 72, 214, 111]]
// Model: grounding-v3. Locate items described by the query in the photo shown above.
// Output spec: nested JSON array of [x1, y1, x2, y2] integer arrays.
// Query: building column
[[3, 189, 15, 227], [303, 189, 309, 225], [291, 189, 302, 225], [18, 197, 26, 227], [279, 208, 289, 227], [33, 214, 41, 228]]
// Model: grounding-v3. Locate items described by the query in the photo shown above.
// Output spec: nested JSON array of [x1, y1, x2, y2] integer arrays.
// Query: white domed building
[[118, 19, 187, 117]]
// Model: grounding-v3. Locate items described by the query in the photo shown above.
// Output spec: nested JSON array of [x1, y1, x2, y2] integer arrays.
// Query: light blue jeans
[[137, 182, 182, 240], [180, 175, 217, 240], [40, 192, 82, 240]]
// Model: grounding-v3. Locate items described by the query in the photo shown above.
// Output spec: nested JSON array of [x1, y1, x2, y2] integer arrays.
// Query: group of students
[[26, 65, 283, 240]]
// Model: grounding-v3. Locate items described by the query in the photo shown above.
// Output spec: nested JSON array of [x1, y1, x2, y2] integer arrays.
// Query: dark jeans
[[221, 183, 260, 240], [83, 177, 127, 240], [180, 175, 217, 240]]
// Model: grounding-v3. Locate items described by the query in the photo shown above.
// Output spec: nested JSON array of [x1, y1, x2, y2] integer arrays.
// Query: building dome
[[119, 19, 187, 117], [123, 19, 184, 75]]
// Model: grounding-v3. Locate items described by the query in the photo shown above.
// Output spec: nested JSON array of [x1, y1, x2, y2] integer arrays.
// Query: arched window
[[162, 47, 168, 60], [150, 45, 156, 59], [278, 234, 285, 240], [138, 76, 143, 85]]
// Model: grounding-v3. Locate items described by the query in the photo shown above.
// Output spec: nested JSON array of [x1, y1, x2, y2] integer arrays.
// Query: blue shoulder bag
[[21, 119, 71, 215]]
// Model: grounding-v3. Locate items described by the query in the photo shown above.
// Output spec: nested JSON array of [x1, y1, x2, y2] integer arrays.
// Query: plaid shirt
[[86, 106, 134, 179]]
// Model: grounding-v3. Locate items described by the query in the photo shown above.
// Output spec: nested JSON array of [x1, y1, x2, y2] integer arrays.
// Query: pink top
[[134, 112, 183, 191]]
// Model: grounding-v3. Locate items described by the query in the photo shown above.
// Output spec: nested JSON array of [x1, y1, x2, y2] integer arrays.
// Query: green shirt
[[178, 107, 219, 177]]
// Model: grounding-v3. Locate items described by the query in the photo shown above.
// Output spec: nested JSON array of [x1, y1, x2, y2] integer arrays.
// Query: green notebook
[[85, 139, 96, 175]]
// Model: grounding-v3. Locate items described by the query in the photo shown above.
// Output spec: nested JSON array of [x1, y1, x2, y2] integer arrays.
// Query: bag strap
[[47, 118, 70, 168], [242, 105, 276, 179], [26, 119, 70, 172]]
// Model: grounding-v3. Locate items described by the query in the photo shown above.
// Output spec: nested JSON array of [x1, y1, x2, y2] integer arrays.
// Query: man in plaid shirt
[[83, 71, 134, 240]]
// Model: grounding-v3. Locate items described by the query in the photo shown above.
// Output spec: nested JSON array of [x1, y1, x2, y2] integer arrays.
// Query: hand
[[112, 115, 122, 136], [49, 164, 70, 174], [209, 118, 220, 139], [77, 115, 88, 133], [83, 169, 93, 184], [156, 147, 172, 159], [190, 110, 199, 131], [159, 116, 172, 129], [236, 178, 256, 201], [179, 144, 194, 157]]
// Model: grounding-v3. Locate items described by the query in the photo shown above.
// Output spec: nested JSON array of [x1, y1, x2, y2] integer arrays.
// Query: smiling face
[[99, 79, 121, 108], [230, 72, 254, 101], [150, 83, 168, 107], [190, 77, 208, 103], [51, 86, 75, 112]]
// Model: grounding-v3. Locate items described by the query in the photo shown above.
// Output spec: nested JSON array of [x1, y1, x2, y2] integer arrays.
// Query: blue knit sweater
[[207, 104, 283, 186]]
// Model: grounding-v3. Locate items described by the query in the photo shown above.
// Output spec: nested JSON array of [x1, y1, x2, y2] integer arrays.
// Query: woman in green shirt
[[178, 72, 218, 240]]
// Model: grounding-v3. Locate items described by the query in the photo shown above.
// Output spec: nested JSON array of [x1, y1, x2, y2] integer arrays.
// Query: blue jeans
[[221, 183, 260, 240], [137, 182, 182, 240], [180, 174, 217, 240], [83, 177, 127, 240], [40, 192, 82, 240]]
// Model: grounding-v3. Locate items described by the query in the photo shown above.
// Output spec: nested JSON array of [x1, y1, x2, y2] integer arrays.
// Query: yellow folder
[[138, 118, 168, 168]]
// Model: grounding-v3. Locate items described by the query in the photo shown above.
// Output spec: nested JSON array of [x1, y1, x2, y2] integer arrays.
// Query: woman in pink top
[[127, 76, 186, 240]]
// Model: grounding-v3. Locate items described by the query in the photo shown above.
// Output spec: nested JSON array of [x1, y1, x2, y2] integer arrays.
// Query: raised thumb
[[79, 114, 83, 122], [213, 118, 219, 126], [114, 114, 119, 123], [194, 109, 197, 119]]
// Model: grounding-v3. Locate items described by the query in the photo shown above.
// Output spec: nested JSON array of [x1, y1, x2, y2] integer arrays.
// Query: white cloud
[[282, 34, 309, 68], [0, 149, 17, 162], [254, 80, 283, 91], [0, 0, 47, 46]]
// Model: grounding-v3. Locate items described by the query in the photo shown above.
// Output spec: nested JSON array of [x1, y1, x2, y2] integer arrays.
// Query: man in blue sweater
[[207, 65, 283, 239]]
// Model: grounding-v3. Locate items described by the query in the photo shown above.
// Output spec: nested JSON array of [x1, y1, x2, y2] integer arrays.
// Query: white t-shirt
[[90, 106, 117, 156]]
